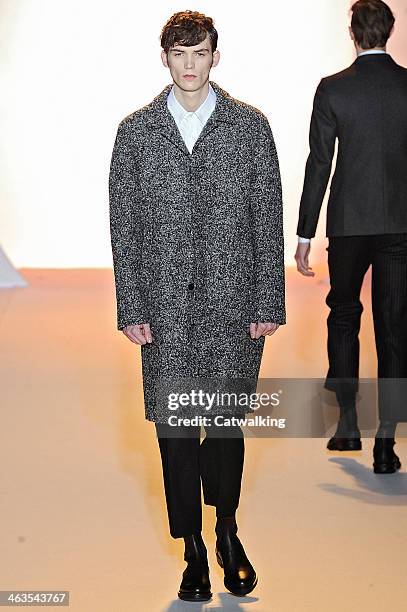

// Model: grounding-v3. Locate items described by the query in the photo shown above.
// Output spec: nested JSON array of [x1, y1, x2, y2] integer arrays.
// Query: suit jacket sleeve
[[297, 78, 337, 239], [250, 115, 286, 325], [109, 120, 148, 330]]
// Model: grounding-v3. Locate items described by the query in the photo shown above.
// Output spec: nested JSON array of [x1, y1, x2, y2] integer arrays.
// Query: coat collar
[[144, 80, 239, 156]]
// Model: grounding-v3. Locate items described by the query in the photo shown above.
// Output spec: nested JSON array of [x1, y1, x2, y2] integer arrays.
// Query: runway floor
[[1, 262, 406, 611]]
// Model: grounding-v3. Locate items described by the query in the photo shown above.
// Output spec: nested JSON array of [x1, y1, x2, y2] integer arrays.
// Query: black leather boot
[[178, 533, 212, 601], [373, 438, 402, 474], [327, 393, 361, 451], [215, 516, 258, 596]]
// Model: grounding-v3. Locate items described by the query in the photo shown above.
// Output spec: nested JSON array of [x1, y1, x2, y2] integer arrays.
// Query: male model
[[109, 10, 285, 601], [295, 0, 407, 473]]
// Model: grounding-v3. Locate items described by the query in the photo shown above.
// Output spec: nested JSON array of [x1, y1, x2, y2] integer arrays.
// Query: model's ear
[[212, 49, 220, 68], [348, 26, 355, 42], [161, 50, 168, 68], [389, 24, 395, 39]]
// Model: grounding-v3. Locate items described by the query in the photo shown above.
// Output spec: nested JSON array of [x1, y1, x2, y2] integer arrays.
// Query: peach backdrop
[[0, 0, 406, 267]]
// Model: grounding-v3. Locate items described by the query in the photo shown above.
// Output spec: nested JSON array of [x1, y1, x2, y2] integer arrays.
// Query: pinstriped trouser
[[324, 233, 407, 422]]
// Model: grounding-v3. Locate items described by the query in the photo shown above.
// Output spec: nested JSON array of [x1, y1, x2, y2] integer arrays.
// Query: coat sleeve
[[249, 114, 286, 325], [109, 120, 148, 330], [296, 78, 337, 239]]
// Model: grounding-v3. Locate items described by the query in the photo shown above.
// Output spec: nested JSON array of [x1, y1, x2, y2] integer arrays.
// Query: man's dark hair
[[160, 10, 218, 54], [351, 0, 395, 49]]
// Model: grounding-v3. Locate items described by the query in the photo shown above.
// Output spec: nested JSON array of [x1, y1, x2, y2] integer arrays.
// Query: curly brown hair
[[160, 10, 218, 54], [351, 0, 395, 49]]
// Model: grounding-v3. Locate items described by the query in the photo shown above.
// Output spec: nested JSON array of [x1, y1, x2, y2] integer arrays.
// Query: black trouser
[[325, 234, 407, 422], [155, 417, 245, 539]]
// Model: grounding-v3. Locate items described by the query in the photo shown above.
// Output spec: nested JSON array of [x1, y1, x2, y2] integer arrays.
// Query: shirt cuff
[[298, 236, 311, 244]]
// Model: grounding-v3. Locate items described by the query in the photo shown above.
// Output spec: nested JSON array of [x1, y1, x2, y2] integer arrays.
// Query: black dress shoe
[[178, 533, 212, 602], [373, 438, 402, 474], [327, 436, 362, 451], [215, 516, 258, 597]]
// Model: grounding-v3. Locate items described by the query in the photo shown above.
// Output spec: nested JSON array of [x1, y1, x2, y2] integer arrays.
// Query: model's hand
[[250, 322, 279, 339], [123, 322, 153, 345], [295, 243, 315, 277]]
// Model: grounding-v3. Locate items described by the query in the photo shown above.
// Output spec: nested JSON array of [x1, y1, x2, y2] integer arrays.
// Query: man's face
[[161, 33, 220, 92]]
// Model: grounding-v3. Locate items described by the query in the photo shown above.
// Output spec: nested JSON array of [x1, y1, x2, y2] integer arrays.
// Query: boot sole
[[327, 440, 362, 451], [225, 575, 258, 597], [178, 590, 212, 601]]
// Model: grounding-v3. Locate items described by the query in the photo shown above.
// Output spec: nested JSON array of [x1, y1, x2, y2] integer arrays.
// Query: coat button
[[188, 282, 194, 290]]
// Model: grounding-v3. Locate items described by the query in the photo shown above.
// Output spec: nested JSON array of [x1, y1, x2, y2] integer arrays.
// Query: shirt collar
[[167, 83, 217, 125], [357, 49, 387, 57]]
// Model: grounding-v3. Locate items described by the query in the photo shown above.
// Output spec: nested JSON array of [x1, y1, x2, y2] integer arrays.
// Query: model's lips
[[183, 75, 197, 79]]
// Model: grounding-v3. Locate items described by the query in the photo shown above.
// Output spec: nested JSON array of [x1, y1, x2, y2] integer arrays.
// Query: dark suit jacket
[[297, 53, 407, 238]]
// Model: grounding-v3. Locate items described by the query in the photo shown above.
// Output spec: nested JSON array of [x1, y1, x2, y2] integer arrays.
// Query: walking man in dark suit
[[295, 0, 407, 473], [109, 10, 285, 601]]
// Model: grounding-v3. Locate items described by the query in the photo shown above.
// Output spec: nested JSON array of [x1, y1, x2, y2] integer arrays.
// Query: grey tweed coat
[[109, 80, 285, 422]]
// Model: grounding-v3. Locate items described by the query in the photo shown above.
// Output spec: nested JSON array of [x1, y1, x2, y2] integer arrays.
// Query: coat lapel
[[145, 80, 239, 156], [145, 83, 189, 156]]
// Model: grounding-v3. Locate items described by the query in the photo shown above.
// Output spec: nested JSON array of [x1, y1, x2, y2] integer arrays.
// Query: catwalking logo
[[167, 414, 287, 428], [167, 389, 281, 412]]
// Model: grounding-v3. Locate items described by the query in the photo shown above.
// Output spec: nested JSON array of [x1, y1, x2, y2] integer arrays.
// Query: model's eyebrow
[[170, 48, 210, 53]]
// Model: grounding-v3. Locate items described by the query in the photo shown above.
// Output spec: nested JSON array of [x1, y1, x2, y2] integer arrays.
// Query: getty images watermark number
[[0, 592, 69, 606]]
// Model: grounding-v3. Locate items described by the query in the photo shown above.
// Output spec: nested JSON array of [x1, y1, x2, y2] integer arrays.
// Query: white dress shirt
[[297, 50, 387, 244], [357, 49, 386, 56], [167, 83, 217, 154]]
